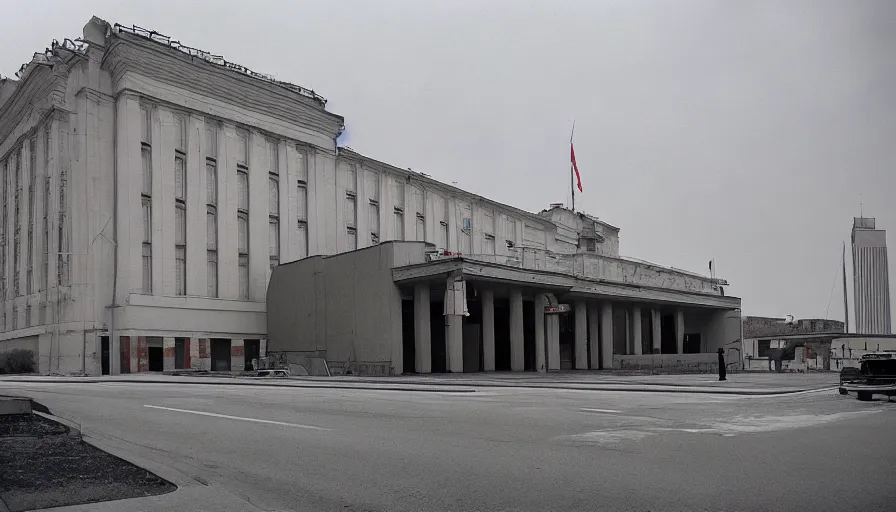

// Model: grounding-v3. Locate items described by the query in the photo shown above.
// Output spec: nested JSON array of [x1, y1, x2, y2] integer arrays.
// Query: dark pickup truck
[[839, 353, 896, 401]]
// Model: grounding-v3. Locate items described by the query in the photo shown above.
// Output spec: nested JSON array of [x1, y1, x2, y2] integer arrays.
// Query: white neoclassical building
[[0, 17, 741, 376]]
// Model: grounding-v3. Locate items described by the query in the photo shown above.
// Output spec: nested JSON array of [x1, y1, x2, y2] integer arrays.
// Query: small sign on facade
[[544, 304, 571, 314]]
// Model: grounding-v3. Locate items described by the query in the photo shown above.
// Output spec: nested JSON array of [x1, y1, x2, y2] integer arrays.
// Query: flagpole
[[570, 120, 576, 211]]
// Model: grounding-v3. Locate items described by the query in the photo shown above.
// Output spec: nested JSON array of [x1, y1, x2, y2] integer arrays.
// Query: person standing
[[717, 348, 727, 381]]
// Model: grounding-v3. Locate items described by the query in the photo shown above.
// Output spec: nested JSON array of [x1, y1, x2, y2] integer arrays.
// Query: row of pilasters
[[411, 280, 689, 374]]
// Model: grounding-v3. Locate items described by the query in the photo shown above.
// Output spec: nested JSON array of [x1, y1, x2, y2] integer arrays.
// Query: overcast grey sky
[[3, 0, 894, 325]]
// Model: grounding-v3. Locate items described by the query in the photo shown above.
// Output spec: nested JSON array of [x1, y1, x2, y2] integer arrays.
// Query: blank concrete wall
[[268, 242, 426, 374]]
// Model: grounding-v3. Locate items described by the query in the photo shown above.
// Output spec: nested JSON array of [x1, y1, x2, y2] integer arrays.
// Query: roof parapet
[[112, 24, 327, 107]]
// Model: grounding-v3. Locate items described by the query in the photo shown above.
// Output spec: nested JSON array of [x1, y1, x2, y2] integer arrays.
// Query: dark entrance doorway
[[684, 333, 702, 354], [523, 300, 535, 371], [148, 347, 163, 371], [244, 339, 260, 371], [174, 338, 186, 369], [210, 339, 231, 371], [401, 298, 415, 373], [430, 300, 446, 373], [661, 314, 676, 354], [100, 336, 110, 375], [494, 297, 511, 371], [559, 309, 575, 369]]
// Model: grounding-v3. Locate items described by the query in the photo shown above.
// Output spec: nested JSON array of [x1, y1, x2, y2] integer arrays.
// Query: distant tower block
[[852, 217, 892, 334]]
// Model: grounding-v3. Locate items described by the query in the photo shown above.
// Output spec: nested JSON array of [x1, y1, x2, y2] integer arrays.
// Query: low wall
[[614, 353, 727, 373]]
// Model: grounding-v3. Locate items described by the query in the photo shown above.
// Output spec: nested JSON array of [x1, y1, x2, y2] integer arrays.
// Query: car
[[255, 369, 291, 378], [839, 353, 896, 401]]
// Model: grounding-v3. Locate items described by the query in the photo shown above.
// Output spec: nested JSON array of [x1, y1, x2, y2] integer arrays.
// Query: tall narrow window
[[413, 186, 425, 242], [296, 149, 308, 259], [205, 120, 218, 297], [42, 124, 49, 291], [345, 166, 357, 250], [366, 170, 380, 245], [0, 159, 8, 302], [174, 114, 187, 295], [268, 141, 279, 271], [13, 149, 21, 295], [140, 105, 153, 293], [27, 138, 35, 294], [393, 179, 404, 241], [483, 208, 495, 254], [505, 217, 517, 249], [237, 129, 249, 300]]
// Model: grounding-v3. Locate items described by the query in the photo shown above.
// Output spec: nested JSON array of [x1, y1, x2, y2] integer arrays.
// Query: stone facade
[[1, 17, 738, 375]]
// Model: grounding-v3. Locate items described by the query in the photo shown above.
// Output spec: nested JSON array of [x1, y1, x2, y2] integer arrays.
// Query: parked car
[[839, 353, 896, 401], [255, 369, 291, 378]]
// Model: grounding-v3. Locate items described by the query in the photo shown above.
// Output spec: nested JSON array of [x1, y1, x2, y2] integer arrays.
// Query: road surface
[[2, 380, 892, 511]]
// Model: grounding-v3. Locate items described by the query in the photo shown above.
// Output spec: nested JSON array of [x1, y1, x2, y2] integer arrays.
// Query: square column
[[675, 309, 685, 354], [445, 314, 463, 373], [600, 302, 613, 369], [632, 307, 643, 355], [574, 300, 588, 369], [588, 302, 600, 368], [652, 309, 662, 354], [414, 284, 432, 374], [534, 293, 546, 372], [231, 339, 245, 372], [162, 337, 176, 371], [481, 289, 496, 372], [547, 310, 561, 371], [509, 289, 524, 371]]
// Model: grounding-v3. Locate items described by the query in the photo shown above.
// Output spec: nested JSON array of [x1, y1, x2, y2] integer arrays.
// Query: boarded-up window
[[238, 255, 249, 300], [175, 156, 186, 201], [206, 162, 217, 205], [237, 171, 249, 211]]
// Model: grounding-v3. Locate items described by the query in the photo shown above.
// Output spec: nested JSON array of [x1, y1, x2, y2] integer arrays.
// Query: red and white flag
[[570, 143, 583, 192]]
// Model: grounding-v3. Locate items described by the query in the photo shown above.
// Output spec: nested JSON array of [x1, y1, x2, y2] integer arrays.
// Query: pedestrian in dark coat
[[717, 348, 727, 381]]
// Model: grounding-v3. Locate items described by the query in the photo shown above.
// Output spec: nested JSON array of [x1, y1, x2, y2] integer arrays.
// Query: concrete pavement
[[2, 379, 892, 511], [0, 371, 839, 395]]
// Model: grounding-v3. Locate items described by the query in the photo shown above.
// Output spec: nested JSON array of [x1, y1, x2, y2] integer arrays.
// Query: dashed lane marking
[[580, 408, 623, 414], [143, 404, 330, 430]]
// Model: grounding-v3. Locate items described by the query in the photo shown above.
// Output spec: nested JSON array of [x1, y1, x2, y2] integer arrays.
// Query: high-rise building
[[852, 217, 892, 334]]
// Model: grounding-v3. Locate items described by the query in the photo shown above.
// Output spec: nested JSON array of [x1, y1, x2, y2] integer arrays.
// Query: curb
[[0, 377, 838, 396]]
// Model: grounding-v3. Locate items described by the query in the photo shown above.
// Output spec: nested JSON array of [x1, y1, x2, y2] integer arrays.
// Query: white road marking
[[143, 405, 329, 430], [580, 408, 622, 414]]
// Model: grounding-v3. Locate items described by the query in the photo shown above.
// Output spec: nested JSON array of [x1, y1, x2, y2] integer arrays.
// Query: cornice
[[103, 33, 344, 141], [0, 60, 72, 148]]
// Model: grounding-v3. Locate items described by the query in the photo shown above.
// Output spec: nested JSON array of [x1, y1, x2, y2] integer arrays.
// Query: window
[[27, 138, 35, 294], [237, 131, 249, 300], [345, 166, 357, 249], [13, 148, 21, 295], [174, 116, 187, 296], [416, 213, 425, 242], [369, 201, 380, 244], [393, 179, 405, 241], [268, 141, 279, 270], [205, 120, 218, 297], [140, 105, 153, 293], [505, 217, 517, 248], [296, 148, 308, 259], [42, 125, 50, 291], [366, 170, 380, 244], [483, 209, 495, 254], [413, 186, 425, 242]]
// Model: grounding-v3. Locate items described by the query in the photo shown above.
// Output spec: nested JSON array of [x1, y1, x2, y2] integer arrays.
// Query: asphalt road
[[2, 381, 893, 512]]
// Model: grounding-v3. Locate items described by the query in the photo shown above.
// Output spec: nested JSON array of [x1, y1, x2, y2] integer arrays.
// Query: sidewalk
[[0, 371, 839, 395]]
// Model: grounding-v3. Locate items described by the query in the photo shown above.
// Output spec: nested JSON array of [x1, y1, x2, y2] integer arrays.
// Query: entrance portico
[[393, 254, 741, 374]]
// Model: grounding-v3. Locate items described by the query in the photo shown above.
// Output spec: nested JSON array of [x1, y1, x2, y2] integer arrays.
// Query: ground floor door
[[684, 333, 702, 354], [148, 347, 163, 371], [244, 340, 260, 371], [100, 336, 110, 375], [211, 339, 231, 371], [174, 338, 186, 369]]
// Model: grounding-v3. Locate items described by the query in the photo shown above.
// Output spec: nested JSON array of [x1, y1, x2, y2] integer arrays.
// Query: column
[[162, 337, 175, 371], [510, 289, 525, 371], [534, 293, 546, 372], [414, 284, 432, 373], [547, 298, 560, 371], [445, 313, 463, 373], [481, 289, 495, 371], [600, 302, 613, 369], [632, 307, 643, 355], [652, 309, 662, 354], [675, 309, 685, 354], [574, 300, 588, 369], [231, 339, 245, 372], [588, 302, 600, 369]]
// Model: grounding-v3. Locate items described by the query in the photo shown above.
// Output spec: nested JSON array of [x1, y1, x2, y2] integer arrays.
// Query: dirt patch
[[0, 414, 176, 512]]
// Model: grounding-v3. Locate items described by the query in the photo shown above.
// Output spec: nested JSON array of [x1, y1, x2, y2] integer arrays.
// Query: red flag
[[570, 143, 583, 192]]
